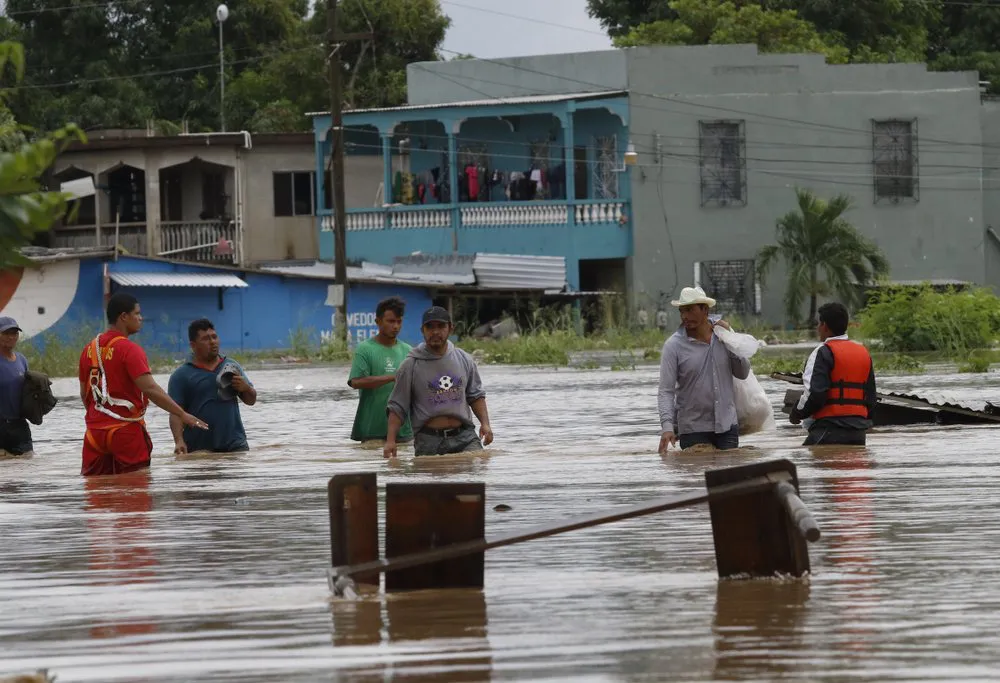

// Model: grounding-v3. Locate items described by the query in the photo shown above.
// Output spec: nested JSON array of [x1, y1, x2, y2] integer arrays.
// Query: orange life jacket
[[814, 339, 872, 420]]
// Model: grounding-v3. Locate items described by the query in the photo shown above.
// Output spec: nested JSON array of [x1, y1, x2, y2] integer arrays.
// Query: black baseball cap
[[421, 306, 452, 326]]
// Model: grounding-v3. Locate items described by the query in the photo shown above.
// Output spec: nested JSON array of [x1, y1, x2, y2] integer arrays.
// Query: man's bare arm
[[134, 374, 209, 430], [349, 375, 396, 390]]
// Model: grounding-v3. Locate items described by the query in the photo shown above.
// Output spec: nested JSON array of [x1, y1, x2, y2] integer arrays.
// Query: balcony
[[159, 220, 238, 265], [313, 90, 633, 270], [320, 199, 629, 264], [49, 222, 148, 255]]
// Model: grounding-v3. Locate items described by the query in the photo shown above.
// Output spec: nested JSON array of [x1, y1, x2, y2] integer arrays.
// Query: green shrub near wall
[[859, 285, 1000, 353]]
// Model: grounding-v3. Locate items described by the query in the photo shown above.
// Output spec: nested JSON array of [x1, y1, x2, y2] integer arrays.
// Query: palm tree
[[756, 188, 890, 325]]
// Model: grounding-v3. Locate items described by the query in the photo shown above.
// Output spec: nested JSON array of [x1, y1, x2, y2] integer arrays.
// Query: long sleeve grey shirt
[[657, 328, 751, 435]]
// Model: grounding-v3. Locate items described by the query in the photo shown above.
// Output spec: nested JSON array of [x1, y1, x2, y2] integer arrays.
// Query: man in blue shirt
[[0, 316, 32, 455], [168, 318, 256, 454]]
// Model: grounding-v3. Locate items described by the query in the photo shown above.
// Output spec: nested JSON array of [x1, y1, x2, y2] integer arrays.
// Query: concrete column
[[447, 126, 459, 251], [382, 134, 392, 205], [144, 153, 160, 257], [92, 166, 103, 246], [564, 104, 576, 219], [382, 133, 393, 230]]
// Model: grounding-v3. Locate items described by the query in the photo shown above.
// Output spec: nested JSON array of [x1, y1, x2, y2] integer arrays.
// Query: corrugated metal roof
[[109, 272, 249, 288], [392, 254, 476, 285], [473, 253, 566, 291], [260, 261, 453, 287], [307, 90, 627, 117], [262, 254, 567, 290]]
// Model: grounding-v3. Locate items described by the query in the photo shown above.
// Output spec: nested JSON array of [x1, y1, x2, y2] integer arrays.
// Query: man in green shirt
[[348, 297, 413, 442]]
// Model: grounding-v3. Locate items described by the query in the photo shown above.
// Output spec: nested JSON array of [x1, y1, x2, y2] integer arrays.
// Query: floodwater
[[2, 363, 1000, 682]]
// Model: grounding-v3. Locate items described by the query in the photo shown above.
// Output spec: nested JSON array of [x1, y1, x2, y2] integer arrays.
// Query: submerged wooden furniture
[[327, 459, 821, 597]]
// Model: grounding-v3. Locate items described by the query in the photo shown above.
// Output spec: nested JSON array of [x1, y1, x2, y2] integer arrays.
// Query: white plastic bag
[[713, 326, 776, 435]]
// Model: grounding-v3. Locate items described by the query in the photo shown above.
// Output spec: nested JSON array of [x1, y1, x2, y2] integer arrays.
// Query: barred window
[[699, 121, 747, 207], [873, 119, 918, 203], [696, 259, 759, 316]]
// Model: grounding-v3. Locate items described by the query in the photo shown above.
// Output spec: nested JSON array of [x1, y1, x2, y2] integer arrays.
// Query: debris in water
[[0, 671, 55, 683], [493, 504, 512, 512], [234, 497, 250, 506]]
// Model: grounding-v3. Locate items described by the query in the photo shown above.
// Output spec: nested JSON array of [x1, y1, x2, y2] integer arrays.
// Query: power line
[[407, 65, 992, 157], [439, 0, 611, 38], [432, 47, 998, 150], [9, 45, 319, 91], [340, 139, 995, 189]]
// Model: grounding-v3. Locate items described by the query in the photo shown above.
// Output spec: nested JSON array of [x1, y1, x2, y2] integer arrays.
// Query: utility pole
[[326, 0, 371, 344]]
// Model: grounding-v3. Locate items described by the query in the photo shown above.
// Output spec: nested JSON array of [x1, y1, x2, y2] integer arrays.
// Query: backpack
[[21, 370, 57, 425]]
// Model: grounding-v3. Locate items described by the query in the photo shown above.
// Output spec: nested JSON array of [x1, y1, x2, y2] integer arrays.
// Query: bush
[[874, 353, 925, 374], [859, 285, 1000, 353], [959, 356, 991, 373]]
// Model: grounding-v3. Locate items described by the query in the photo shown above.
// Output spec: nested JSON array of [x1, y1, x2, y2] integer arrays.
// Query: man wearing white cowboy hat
[[657, 286, 750, 452]]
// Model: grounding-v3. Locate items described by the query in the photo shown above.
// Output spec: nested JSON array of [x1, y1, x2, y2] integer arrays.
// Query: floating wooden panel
[[705, 459, 810, 578], [384, 482, 486, 592], [328, 473, 379, 586]]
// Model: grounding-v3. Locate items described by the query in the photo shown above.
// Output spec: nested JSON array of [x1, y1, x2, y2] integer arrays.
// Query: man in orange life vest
[[789, 302, 876, 446], [78, 291, 208, 476]]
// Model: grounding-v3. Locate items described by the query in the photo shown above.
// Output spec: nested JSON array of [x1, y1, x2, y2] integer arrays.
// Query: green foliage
[[750, 353, 808, 376], [859, 285, 1000, 353], [5, 0, 449, 134], [614, 0, 849, 63], [588, 0, 677, 38], [0, 41, 85, 268], [597, 0, 1000, 81], [756, 188, 890, 326], [958, 356, 991, 374], [874, 353, 925, 374]]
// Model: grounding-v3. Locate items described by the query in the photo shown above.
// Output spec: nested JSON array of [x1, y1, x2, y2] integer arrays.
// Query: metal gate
[[699, 260, 756, 315]]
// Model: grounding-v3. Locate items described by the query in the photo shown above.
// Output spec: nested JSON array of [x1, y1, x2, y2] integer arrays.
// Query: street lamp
[[217, 4, 229, 132]]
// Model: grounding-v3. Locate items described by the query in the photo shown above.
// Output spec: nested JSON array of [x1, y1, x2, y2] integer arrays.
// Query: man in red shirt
[[78, 291, 207, 476]]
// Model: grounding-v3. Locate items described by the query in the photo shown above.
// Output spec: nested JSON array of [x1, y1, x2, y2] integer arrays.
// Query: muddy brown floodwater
[[2, 365, 1000, 682]]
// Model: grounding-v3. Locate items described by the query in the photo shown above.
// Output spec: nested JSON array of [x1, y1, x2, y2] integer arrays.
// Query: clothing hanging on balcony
[[507, 172, 537, 201], [464, 165, 480, 201]]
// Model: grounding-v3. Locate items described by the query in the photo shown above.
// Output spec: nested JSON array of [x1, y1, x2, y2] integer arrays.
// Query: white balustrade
[[324, 210, 451, 231], [159, 220, 238, 263], [460, 203, 569, 228], [326, 202, 627, 232], [389, 209, 450, 229], [575, 202, 627, 226]]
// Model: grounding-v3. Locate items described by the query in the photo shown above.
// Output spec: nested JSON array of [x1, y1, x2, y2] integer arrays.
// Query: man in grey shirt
[[385, 306, 494, 458], [658, 287, 751, 452]]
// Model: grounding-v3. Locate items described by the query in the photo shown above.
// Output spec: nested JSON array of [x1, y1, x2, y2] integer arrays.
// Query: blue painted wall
[[32, 256, 433, 354], [315, 100, 633, 287]]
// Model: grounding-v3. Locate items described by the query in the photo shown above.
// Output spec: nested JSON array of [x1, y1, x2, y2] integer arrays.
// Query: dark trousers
[[679, 424, 739, 451], [414, 425, 483, 456], [0, 418, 33, 455], [803, 425, 867, 446]]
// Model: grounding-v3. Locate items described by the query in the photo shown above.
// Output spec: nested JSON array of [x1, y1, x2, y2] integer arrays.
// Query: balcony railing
[[321, 200, 627, 232], [50, 223, 148, 255], [159, 220, 238, 264]]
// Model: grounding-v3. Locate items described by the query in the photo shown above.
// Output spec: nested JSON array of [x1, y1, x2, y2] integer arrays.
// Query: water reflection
[[811, 446, 880, 656], [84, 470, 158, 639], [387, 453, 493, 478], [331, 590, 491, 681], [712, 579, 811, 679]]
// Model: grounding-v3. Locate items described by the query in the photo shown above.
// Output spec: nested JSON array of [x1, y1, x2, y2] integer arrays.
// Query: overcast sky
[[439, 0, 613, 60]]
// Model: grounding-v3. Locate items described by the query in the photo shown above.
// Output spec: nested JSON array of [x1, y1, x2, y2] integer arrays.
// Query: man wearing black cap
[[384, 306, 493, 457], [0, 316, 32, 455]]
